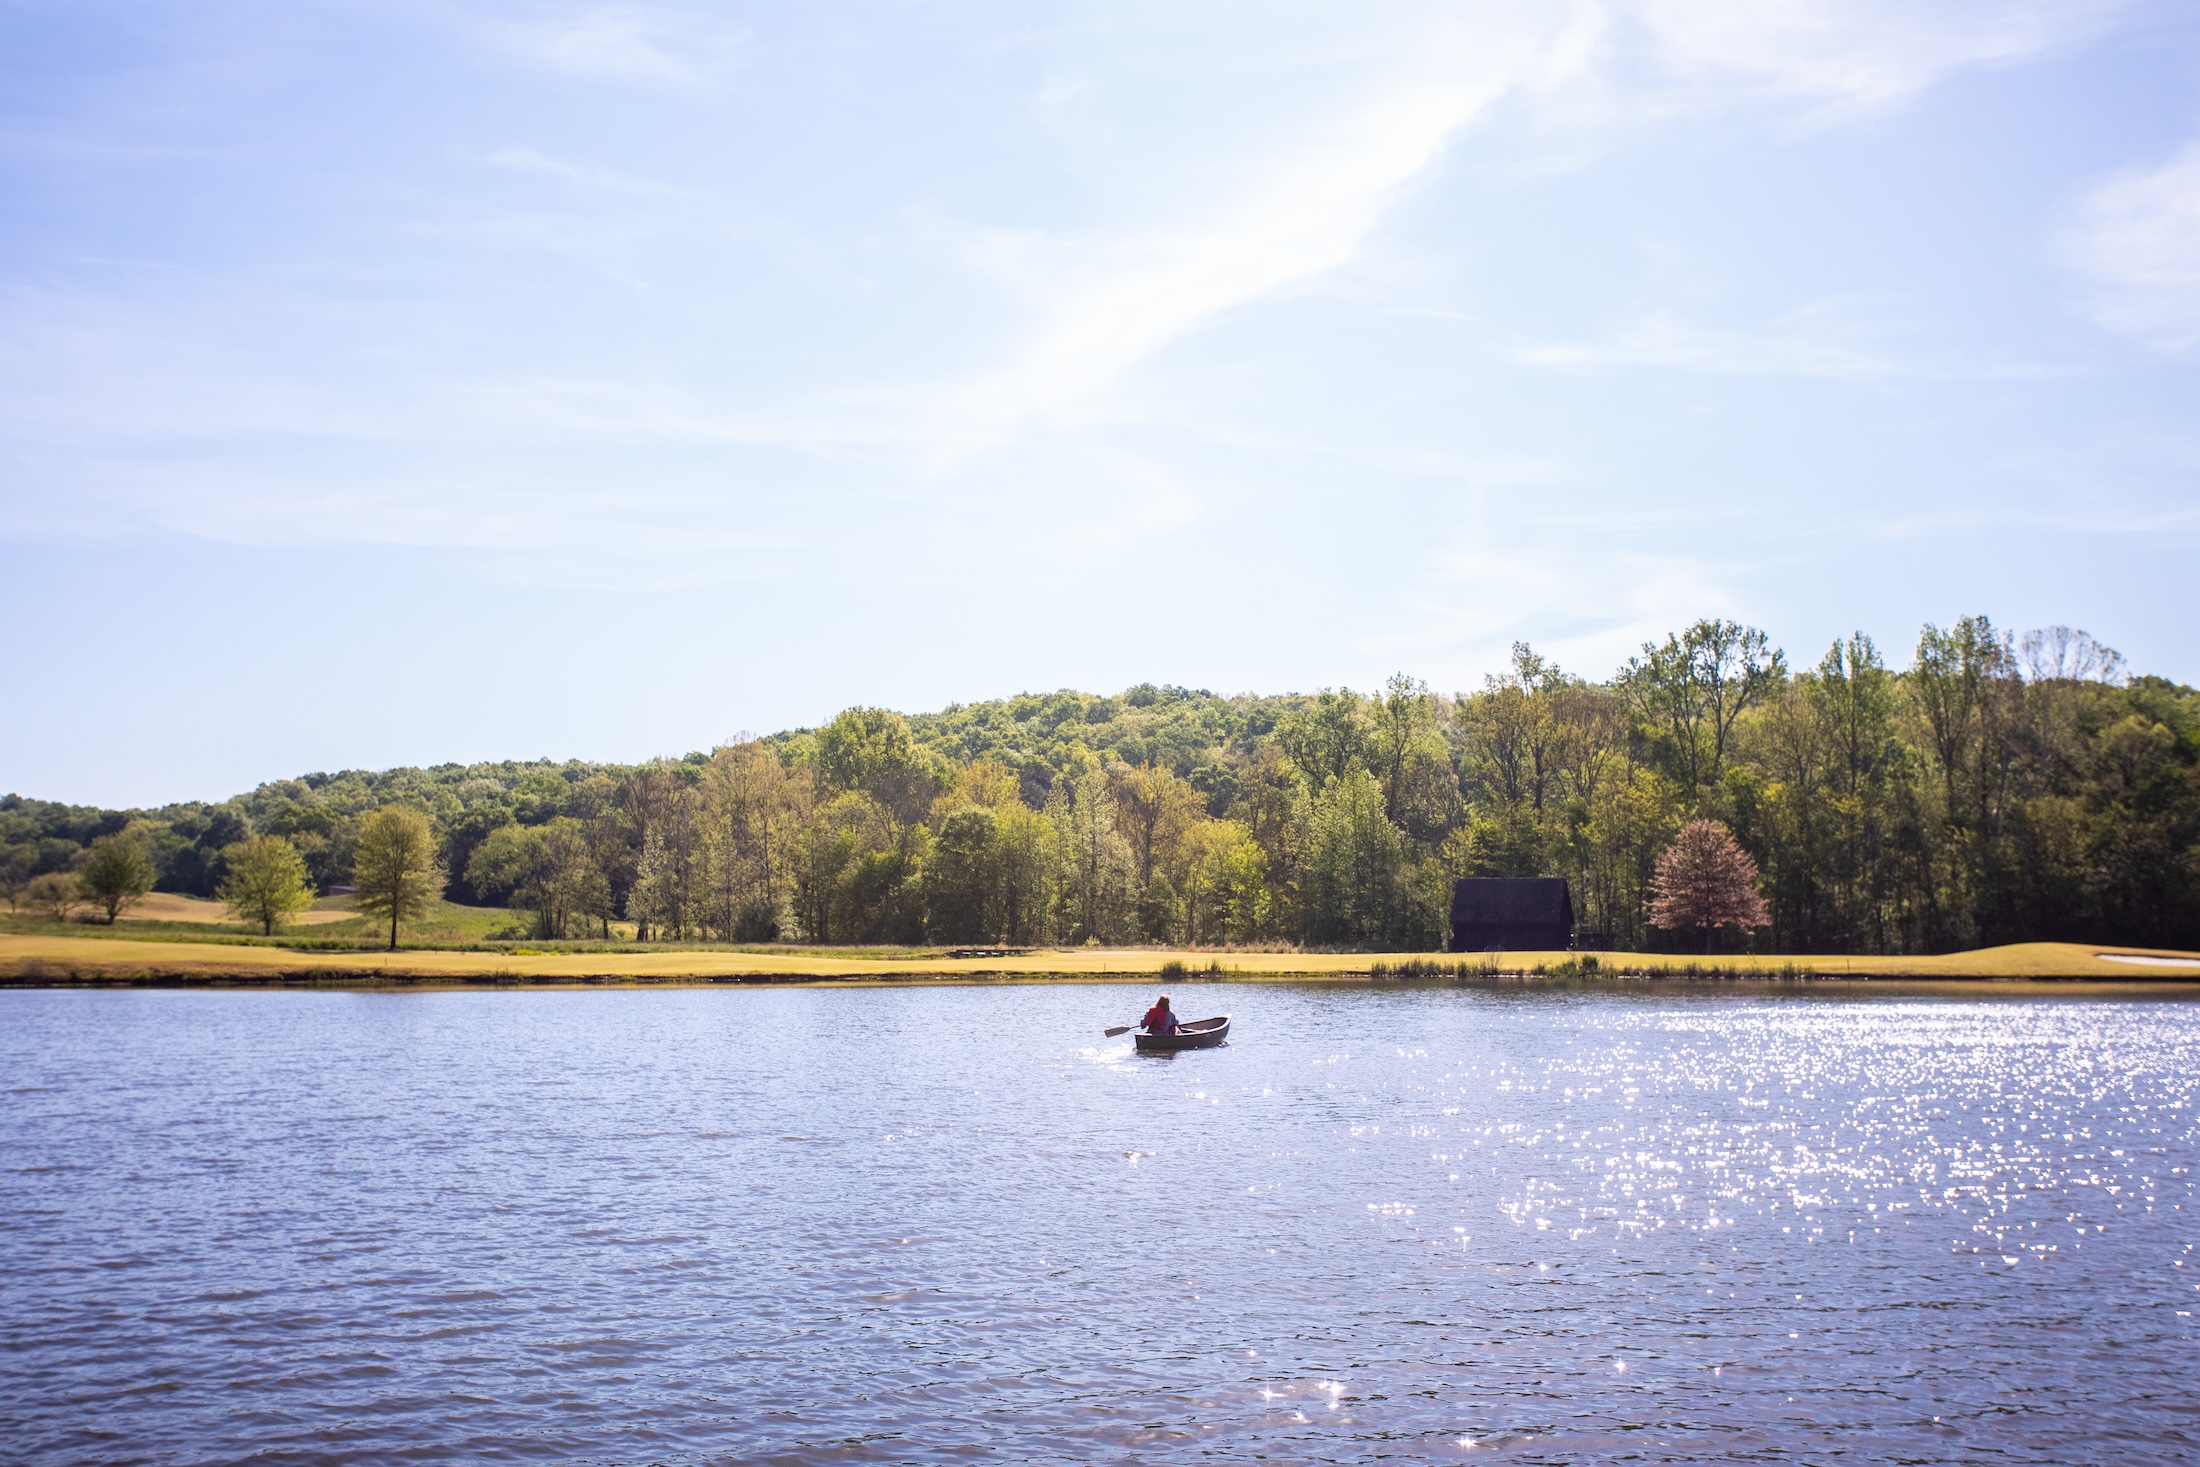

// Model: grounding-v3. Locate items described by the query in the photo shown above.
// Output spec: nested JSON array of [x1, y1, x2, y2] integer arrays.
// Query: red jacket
[[1142, 1004, 1178, 1034]]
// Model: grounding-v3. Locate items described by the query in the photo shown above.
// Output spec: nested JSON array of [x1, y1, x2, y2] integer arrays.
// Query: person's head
[[1155, 994, 1171, 1009]]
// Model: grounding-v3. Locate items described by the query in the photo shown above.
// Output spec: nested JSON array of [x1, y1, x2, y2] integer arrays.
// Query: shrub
[[25, 872, 81, 923]]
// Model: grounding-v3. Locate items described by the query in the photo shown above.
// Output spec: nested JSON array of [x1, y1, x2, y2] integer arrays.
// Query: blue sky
[[4, 0, 2197, 807]]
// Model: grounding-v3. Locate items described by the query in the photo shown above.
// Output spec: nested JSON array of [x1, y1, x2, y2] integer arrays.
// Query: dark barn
[[1448, 878, 1575, 952]]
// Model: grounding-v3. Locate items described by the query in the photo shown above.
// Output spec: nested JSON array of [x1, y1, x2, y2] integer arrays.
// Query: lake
[[2, 984, 2195, 1464]]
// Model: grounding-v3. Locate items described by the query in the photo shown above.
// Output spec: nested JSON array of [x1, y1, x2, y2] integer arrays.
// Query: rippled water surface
[[4, 985, 2198, 1464]]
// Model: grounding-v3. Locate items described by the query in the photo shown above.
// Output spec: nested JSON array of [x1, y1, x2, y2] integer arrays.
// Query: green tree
[[1275, 689, 1368, 785], [925, 805, 1000, 943], [1301, 767, 1408, 947], [1911, 615, 2018, 831], [1177, 819, 1269, 945], [1368, 672, 1437, 823], [991, 800, 1059, 945], [1462, 645, 1565, 817], [0, 848, 30, 912], [26, 871, 82, 923], [463, 822, 538, 906], [622, 771, 702, 940], [1907, 616, 2024, 948], [1625, 619, 1785, 794], [831, 822, 930, 945], [1216, 827, 1274, 942], [1804, 633, 1901, 952], [1568, 764, 1672, 950], [467, 819, 609, 939], [1048, 762, 1134, 944], [523, 819, 611, 940], [351, 807, 444, 950], [813, 707, 942, 825], [703, 741, 807, 940], [79, 834, 156, 923], [219, 834, 315, 934], [1108, 762, 1201, 888]]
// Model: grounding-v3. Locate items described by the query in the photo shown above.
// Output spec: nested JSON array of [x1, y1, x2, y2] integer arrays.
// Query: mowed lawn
[[2, 932, 2197, 984]]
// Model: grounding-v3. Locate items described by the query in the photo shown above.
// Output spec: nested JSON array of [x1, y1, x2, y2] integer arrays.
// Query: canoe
[[1134, 1016, 1230, 1053]]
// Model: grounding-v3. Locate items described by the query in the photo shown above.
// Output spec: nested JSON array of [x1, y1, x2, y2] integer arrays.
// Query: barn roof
[[1450, 878, 1574, 925]]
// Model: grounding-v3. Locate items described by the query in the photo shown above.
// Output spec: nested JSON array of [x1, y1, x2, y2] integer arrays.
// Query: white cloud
[[2064, 139, 2200, 354], [1516, 302, 2058, 378], [1520, 308, 1902, 377], [881, 0, 2114, 446], [502, 8, 742, 85], [907, 4, 1607, 444], [1623, 0, 2124, 118], [0, 0, 2149, 555]]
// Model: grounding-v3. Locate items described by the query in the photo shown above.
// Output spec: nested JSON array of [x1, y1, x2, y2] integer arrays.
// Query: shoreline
[[4, 936, 2198, 990]]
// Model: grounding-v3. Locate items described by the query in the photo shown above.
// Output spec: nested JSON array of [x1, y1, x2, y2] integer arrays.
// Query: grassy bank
[[1, 933, 2196, 987]]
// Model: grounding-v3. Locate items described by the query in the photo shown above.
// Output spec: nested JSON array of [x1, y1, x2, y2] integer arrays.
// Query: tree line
[[4, 615, 2194, 952]]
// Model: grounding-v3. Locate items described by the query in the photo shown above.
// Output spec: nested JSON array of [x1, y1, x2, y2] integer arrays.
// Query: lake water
[[3, 984, 2196, 1464]]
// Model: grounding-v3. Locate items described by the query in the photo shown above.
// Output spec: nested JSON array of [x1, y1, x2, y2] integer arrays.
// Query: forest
[[5, 615, 2196, 953]]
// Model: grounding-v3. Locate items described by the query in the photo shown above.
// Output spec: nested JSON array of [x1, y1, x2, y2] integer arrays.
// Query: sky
[[3, 0, 2198, 808]]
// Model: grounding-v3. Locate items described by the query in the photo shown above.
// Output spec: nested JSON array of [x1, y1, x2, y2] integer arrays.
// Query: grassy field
[[2, 897, 603, 949], [119, 893, 355, 927], [1, 931, 2196, 987]]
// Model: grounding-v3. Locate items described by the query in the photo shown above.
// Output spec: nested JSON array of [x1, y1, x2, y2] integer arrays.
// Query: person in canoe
[[1141, 994, 1180, 1037]]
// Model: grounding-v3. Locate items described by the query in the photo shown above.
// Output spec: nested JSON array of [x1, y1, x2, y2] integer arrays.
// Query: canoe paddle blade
[[1103, 1025, 1133, 1037]]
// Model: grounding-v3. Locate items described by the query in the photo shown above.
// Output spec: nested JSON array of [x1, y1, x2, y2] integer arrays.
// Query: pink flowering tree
[[1647, 819, 1770, 953]]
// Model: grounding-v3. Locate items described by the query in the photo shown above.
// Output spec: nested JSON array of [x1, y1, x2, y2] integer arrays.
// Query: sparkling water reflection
[[2, 985, 2195, 1464]]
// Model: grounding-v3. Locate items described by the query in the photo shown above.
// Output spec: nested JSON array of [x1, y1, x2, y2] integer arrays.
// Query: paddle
[[1103, 1024, 1135, 1037]]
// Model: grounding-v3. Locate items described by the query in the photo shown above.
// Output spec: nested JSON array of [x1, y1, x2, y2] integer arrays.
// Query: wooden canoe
[[1134, 1016, 1230, 1053]]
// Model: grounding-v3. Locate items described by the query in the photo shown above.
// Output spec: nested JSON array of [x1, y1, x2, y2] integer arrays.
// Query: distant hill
[[8, 629, 2198, 956], [0, 683, 1301, 902]]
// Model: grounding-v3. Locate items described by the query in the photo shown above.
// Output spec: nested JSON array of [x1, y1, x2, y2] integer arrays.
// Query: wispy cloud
[[1624, 0, 2126, 120], [1516, 302, 2057, 378], [482, 147, 696, 198], [837, 0, 2112, 448], [1521, 308, 1901, 377], [2063, 138, 2200, 354], [0, 0, 2155, 557], [500, 7, 743, 85], [902, 6, 1609, 446]]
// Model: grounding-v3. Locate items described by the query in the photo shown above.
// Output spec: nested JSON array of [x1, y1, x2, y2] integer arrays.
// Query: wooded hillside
[[6, 616, 2194, 953]]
